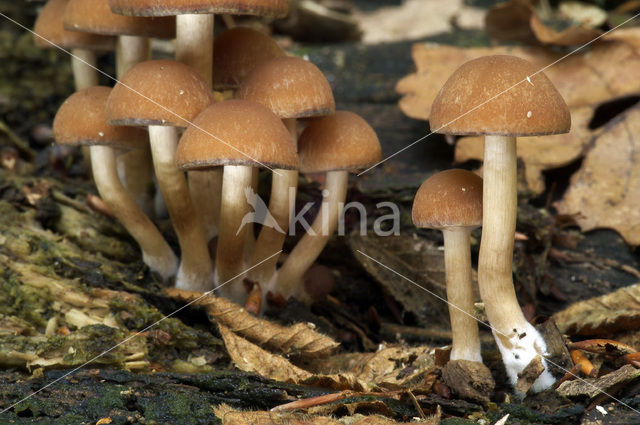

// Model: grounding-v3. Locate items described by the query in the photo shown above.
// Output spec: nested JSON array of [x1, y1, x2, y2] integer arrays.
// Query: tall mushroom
[[64, 0, 175, 217], [412, 169, 495, 402], [275, 111, 381, 303], [53, 86, 178, 281], [236, 56, 334, 292], [175, 99, 298, 302], [106, 60, 215, 292], [430, 55, 570, 392]]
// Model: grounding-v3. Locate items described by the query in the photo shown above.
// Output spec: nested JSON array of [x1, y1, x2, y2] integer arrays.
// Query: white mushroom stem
[[115, 35, 154, 217], [188, 170, 222, 242], [242, 167, 260, 264], [249, 118, 298, 291], [276, 170, 348, 302], [90, 144, 178, 281], [176, 14, 222, 245], [176, 14, 214, 85], [442, 227, 482, 362], [71, 48, 99, 172], [148, 125, 214, 292], [71, 48, 99, 90], [215, 164, 254, 302], [248, 167, 297, 289], [478, 134, 554, 392]]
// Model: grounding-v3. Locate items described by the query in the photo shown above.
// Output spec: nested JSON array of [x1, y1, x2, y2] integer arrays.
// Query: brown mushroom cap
[[106, 60, 214, 128], [176, 99, 298, 170], [34, 0, 115, 50], [297, 111, 381, 173], [109, 0, 288, 17], [54, 86, 147, 150], [212, 27, 286, 91], [430, 55, 571, 136], [64, 0, 175, 38], [412, 169, 483, 230], [236, 56, 335, 119]]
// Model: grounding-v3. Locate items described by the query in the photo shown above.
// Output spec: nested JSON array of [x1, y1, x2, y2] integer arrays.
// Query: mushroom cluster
[[418, 55, 571, 393], [39, 0, 381, 310]]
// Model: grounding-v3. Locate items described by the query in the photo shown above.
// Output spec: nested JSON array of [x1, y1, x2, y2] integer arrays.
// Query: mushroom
[[53, 86, 178, 280], [275, 111, 381, 303], [412, 169, 484, 362], [34, 0, 115, 172], [63, 0, 176, 217], [175, 99, 298, 302], [106, 60, 215, 292], [430, 55, 570, 392], [34, 0, 115, 90], [236, 56, 335, 294]]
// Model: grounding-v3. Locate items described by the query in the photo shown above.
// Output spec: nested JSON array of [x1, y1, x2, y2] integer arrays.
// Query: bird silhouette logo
[[236, 187, 285, 235]]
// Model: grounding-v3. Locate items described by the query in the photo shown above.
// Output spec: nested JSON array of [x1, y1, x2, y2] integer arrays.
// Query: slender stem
[[442, 228, 481, 362], [114, 35, 154, 217], [71, 48, 98, 175], [478, 135, 527, 337], [215, 164, 254, 302], [248, 168, 298, 287], [148, 125, 214, 292], [249, 118, 298, 290], [276, 170, 348, 302], [188, 170, 222, 242], [176, 14, 214, 85], [90, 145, 177, 281], [70, 48, 98, 90]]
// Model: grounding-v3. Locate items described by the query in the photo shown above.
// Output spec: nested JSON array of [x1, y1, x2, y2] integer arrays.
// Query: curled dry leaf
[[454, 105, 595, 194], [568, 339, 636, 356], [165, 288, 339, 359], [485, 0, 603, 47], [557, 364, 640, 398], [396, 41, 640, 121], [555, 106, 640, 246], [552, 282, 640, 336]]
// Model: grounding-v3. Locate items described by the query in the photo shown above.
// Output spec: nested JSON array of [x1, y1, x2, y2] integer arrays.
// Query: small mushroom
[[430, 55, 571, 392], [175, 99, 298, 302], [106, 60, 215, 292], [275, 111, 381, 303], [412, 169, 483, 363], [237, 56, 335, 293], [53, 86, 178, 281]]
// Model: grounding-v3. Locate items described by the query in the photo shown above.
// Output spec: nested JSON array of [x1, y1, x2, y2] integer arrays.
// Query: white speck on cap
[[527, 111, 532, 118], [98, 131, 104, 137]]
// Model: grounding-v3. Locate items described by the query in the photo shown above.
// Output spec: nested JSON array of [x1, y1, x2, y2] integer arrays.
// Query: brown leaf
[[396, 41, 640, 121], [555, 106, 640, 245], [218, 324, 313, 383], [552, 282, 640, 336], [454, 105, 595, 193], [557, 364, 640, 398], [166, 288, 339, 359], [485, 0, 603, 47]]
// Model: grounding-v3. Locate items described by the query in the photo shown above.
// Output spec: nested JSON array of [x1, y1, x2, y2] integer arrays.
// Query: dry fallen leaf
[[555, 106, 640, 245], [166, 288, 339, 359], [396, 41, 640, 120], [485, 0, 603, 46], [454, 105, 596, 193], [552, 282, 640, 336]]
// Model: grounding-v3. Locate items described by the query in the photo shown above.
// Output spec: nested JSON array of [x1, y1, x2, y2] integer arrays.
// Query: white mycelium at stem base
[[148, 126, 214, 292], [479, 135, 554, 391], [276, 170, 348, 301], [91, 144, 178, 280]]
